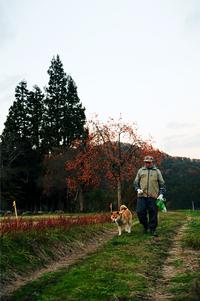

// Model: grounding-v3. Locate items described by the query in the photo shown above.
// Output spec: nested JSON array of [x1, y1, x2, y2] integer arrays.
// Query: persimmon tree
[[66, 117, 150, 210], [65, 116, 166, 211], [65, 133, 101, 211], [43, 122, 165, 212], [88, 117, 145, 209]]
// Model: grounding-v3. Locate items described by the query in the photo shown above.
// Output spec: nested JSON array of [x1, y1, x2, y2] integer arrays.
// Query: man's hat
[[144, 155, 154, 162]]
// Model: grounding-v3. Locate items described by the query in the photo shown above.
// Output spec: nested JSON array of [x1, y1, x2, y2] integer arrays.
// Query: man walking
[[134, 155, 165, 236]]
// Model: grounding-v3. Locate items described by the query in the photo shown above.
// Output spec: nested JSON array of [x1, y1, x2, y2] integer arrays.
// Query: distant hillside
[[160, 155, 200, 210]]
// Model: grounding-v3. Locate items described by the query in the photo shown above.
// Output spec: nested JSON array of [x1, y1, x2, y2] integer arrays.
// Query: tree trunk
[[74, 187, 84, 212], [78, 187, 84, 212], [117, 179, 122, 209]]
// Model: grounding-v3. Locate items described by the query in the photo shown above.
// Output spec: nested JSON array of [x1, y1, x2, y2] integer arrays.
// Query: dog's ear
[[117, 211, 119, 214]]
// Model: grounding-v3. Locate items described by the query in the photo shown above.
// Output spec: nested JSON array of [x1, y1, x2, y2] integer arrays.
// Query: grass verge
[[0, 218, 112, 285], [169, 214, 200, 301], [1, 211, 187, 301]]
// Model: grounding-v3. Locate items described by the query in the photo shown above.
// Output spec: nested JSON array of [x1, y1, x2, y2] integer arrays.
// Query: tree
[[161, 156, 200, 209], [1, 80, 31, 176], [43, 55, 86, 152], [1, 81, 29, 148], [65, 117, 161, 210], [88, 117, 144, 208], [1, 82, 44, 211], [43, 55, 68, 150], [63, 76, 86, 146], [27, 85, 44, 150], [42, 150, 70, 211], [1, 55, 88, 211], [65, 134, 101, 211]]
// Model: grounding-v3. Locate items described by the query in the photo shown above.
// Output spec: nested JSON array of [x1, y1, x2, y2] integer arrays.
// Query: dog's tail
[[120, 204, 128, 211]]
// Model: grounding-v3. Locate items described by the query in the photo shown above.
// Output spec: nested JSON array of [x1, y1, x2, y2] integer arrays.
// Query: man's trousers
[[136, 197, 158, 231]]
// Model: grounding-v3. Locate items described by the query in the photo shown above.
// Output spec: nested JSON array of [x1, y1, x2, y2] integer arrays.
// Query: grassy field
[[1, 211, 200, 301]]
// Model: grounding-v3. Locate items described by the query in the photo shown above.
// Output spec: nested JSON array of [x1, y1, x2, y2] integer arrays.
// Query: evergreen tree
[[63, 75, 86, 146], [1, 81, 31, 172], [1, 55, 87, 211], [43, 55, 68, 150], [27, 85, 44, 150], [1, 81, 29, 149], [43, 55, 86, 151], [0, 81, 43, 211], [161, 156, 200, 209]]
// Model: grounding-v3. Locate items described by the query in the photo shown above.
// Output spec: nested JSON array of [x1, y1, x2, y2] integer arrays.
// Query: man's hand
[[157, 194, 164, 200], [137, 189, 143, 196]]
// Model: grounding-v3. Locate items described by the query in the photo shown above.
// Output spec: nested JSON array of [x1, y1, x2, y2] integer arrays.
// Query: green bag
[[156, 198, 167, 212]]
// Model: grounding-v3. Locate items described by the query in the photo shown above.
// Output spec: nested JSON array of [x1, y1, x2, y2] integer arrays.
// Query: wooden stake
[[13, 200, 18, 219]]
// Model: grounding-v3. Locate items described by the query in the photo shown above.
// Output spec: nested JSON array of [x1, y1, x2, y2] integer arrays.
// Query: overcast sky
[[1, 0, 200, 159]]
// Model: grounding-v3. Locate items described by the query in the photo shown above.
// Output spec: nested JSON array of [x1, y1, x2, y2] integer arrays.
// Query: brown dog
[[111, 204, 133, 236]]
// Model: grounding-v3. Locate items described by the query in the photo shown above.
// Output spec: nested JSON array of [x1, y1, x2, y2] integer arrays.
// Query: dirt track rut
[[1, 228, 117, 298]]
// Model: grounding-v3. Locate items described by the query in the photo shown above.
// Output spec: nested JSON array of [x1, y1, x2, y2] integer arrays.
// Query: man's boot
[[150, 229, 158, 237]]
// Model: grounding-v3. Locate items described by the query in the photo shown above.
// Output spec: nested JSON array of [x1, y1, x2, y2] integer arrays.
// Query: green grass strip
[[168, 215, 200, 301], [2, 212, 186, 301]]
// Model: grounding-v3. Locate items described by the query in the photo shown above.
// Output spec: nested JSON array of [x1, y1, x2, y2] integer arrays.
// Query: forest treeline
[[161, 155, 200, 210], [1, 55, 200, 213]]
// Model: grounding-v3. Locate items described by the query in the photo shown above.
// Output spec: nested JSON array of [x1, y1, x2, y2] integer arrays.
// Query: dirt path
[[149, 217, 199, 301], [1, 228, 118, 298], [3, 219, 199, 300]]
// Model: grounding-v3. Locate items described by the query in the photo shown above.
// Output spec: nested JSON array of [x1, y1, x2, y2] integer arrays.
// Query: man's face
[[145, 161, 153, 168]]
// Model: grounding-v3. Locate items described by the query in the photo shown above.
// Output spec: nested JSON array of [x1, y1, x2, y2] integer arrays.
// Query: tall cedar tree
[[1, 55, 86, 211], [64, 76, 86, 146], [1, 82, 45, 156], [43, 55, 86, 152], [1, 81, 30, 165], [1, 81, 41, 210], [27, 85, 44, 150]]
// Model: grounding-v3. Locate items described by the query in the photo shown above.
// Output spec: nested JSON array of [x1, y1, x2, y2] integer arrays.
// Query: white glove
[[137, 189, 143, 195], [157, 194, 164, 200]]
